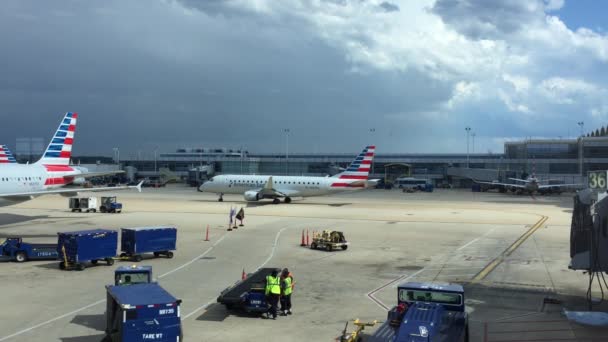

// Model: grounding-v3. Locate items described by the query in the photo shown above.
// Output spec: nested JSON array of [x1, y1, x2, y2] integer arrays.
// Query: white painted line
[[0, 300, 105, 342], [367, 269, 425, 310], [183, 227, 288, 320], [0, 234, 229, 341], [256, 227, 286, 271], [158, 234, 227, 279], [365, 228, 496, 310], [456, 228, 496, 251]]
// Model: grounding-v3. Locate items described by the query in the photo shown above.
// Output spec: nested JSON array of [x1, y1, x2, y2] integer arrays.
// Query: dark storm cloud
[[431, 0, 545, 39], [0, 0, 456, 156], [379, 2, 400, 12]]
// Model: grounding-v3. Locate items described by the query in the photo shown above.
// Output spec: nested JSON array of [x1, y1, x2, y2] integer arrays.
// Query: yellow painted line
[[472, 215, 548, 283]]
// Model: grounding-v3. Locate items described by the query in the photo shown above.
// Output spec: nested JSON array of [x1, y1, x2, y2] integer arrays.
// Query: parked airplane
[[0, 112, 141, 207], [0, 145, 17, 163], [475, 175, 579, 195], [199, 145, 376, 203]]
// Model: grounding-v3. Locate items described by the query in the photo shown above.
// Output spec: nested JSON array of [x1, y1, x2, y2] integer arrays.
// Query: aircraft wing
[[366, 179, 381, 187], [473, 180, 527, 189], [255, 176, 301, 198], [538, 183, 581, 189], [70, 170, 125, 179], [0, 181, 143, 198]]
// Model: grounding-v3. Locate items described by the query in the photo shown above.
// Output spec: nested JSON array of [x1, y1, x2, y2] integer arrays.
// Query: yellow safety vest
[[266, 275, 281, 295], [283, 277, 293, 296]]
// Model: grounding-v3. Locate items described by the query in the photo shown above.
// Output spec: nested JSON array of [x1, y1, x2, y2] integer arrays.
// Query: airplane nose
[[198, 183, 206, 192]]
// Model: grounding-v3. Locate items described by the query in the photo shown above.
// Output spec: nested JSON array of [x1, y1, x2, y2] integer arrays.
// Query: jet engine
[[244, 191, 261, 202]]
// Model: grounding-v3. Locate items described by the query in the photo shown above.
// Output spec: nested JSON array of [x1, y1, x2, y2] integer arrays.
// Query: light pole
[[112, 147, 120, 165], [577, 121, 584, 176], [369, 128, 376, 175], [154, 148, 158, 173], [465, 127, 471, 168], [471, 133, 476, 154], [284, 128, 290, 175]]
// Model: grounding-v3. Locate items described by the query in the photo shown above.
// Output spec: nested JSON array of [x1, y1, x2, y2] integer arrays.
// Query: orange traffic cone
[[242, 268, 247, 280], [306, 228, 310, 246], [300, 230, 306, 246], [204, 225, 210, 241]]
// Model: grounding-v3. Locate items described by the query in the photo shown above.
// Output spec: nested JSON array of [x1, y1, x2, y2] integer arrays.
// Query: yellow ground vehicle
[[339, 319, 379, 342], [310, 230, 349, 251]]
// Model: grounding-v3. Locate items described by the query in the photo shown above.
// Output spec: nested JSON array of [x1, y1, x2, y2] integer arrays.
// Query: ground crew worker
[[280, 268, 293, 315], [265, 269, 281, 319], [236, 207, 245, 226]]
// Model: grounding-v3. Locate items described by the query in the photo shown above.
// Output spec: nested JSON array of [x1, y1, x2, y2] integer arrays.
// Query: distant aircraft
[[0, 145, 17, 163], [0, 112, 141, 207], [199, 146, 377, 203], [475, 174, 579, 195]]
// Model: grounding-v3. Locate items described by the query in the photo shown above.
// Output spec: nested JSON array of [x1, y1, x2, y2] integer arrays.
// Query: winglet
[[131, 181, 144, 193], [264, 176, 274, 190]]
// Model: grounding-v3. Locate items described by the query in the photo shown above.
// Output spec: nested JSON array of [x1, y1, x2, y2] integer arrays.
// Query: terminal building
[[12, 131, 604, 188], [107, 134, 608, 188]]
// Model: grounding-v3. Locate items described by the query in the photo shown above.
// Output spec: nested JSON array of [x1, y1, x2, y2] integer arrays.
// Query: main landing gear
[[273, 197, 292, 204], [218, 193, 224, 202], [284, 197, 292, 204]]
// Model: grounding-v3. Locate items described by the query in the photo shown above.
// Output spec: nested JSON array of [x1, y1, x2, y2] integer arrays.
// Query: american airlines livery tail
[[199, 145, 376, 204], [0, 145, 17, 163], [0, 112, 141, 207]]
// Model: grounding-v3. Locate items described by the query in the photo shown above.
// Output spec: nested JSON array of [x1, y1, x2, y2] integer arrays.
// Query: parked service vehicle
[[310, 230, 349, 251], [368, 282, 469, 342], [120, 227, 177, 262], [0, 237, 58, 262], [69, 197, 98, 213], [395, 177, 429, 190], [114, 265, 153, 286], [104, 282, 182, 341], [217, 267, 278, 314], [100, 196, 122, 213], [57, 229, 117, 270]]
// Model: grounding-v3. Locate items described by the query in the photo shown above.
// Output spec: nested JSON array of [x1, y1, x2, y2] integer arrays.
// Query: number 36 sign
[[588, 170, 608, 190]]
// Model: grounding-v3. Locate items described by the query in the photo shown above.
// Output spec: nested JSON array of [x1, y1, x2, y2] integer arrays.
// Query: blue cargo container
[[105, 283, 182, 342], [57, 229, 117, 270], [120, 227, 177, 261]]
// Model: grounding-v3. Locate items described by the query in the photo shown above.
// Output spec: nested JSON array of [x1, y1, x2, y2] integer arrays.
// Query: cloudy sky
[[1, 0, 608, 157]]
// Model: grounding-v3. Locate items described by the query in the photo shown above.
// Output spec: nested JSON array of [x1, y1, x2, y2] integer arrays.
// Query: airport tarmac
[[0, 185, 607, 341]]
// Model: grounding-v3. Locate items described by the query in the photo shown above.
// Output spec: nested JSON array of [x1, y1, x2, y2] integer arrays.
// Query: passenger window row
[[229, 180, 320, 185], [1, 176, 43, 182]]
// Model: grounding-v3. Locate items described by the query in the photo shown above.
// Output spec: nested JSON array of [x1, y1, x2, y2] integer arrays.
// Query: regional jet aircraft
[[199, 146, 376, 203], [0, 145, 17, 163], [0, 112, 141, 207], [475, 174, 579, 195]]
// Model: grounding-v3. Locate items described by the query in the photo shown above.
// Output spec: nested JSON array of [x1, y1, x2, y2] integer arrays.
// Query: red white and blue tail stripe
[[331, 145, 375, 188], [35, 112, 77, 166], [0, 145, 17, 163]]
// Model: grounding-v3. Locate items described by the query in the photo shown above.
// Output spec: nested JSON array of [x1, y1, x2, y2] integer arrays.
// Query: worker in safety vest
[[280, 268, 294, 315], [265, 269, 281, 319]]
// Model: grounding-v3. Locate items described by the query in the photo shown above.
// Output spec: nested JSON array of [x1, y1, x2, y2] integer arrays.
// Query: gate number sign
[[588, 170, 608, 190]]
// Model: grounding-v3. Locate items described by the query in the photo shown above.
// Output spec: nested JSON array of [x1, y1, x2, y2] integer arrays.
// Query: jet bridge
[[569, 171, 608, 311]]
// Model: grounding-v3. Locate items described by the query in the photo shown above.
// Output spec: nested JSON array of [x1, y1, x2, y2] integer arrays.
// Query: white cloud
[[591, 105, 608, 119], [503, 74, 531, 93], [446, 81, 481, 109], [544, 0, 565, 11], [538, 77, 602, 104], [498, 89, 531, 114]]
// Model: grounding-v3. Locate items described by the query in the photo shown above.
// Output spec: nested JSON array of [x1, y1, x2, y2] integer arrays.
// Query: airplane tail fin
[[331, 145, 375, 184], [35, 112, 78, 166], [0, 145, 17, 163]]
